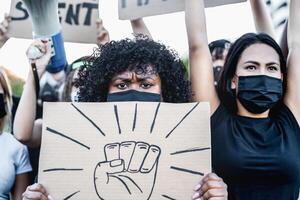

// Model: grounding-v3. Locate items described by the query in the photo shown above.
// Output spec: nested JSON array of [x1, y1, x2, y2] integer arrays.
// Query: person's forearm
[[288, 0, 300, 48], [11, 173, 30, 200], [250, 0, 275, 38], [130, 18, 152, 39], [13, 72, 38, 145], [185, 0, 208, 50]]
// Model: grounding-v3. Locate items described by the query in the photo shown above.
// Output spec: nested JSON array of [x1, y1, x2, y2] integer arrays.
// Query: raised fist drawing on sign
[[93, 141, 161, 200]]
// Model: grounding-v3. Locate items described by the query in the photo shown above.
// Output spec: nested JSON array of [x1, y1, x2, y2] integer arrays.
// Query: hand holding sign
[[94, 141, 161, 199]]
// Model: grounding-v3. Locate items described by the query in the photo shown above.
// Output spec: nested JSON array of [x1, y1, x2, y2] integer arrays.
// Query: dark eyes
[[245, 65, 256, 71], [115, 82, 154, 90], [141, 83, 153, 89], [267, 66, 279, 72], [116, 83, 128, 90], [244, 65, 279, 72]]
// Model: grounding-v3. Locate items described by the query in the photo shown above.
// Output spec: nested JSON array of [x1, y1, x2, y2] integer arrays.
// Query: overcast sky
[[0, 1, 255, 78]]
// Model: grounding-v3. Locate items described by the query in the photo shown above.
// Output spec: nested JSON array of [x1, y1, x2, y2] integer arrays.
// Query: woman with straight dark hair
[[187, 0, 300, 199]]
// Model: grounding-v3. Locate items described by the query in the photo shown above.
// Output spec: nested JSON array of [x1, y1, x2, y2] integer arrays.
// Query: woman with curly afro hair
[[76, 36, 191, 103]]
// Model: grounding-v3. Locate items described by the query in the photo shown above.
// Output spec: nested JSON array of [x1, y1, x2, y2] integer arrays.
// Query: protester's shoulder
[[274, 104, 300, 130], [211, 103, 231, 125], [2, 132, 28, 154]]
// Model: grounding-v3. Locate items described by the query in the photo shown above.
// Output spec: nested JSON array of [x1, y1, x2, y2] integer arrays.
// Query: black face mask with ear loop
[[213, 65, 223, 85], [107, 90, 161, 102], [237, 75, 283, 114], [0, 94, 7, 118]]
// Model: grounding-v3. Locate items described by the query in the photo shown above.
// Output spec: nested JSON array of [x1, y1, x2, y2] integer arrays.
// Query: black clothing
[[211, 104, 300, 200]]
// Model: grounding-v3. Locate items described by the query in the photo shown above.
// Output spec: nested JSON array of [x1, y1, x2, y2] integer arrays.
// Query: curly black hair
[[76, 37, 191, 103]]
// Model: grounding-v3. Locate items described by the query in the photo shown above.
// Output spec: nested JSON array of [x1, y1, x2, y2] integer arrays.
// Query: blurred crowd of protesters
[[0, 0, 299, 199]]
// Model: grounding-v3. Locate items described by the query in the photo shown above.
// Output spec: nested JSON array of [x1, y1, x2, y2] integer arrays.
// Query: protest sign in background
[[8, 0, 99, 43], [119, 0, 247, 20]]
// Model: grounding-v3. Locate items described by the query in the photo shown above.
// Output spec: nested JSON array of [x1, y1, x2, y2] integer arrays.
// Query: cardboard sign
[[119, 0, 247, 20], [8, 0, 99, 43], [39, 102, 211, 199]]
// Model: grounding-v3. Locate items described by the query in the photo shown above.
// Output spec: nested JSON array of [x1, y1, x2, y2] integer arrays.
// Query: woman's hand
[[0, 14, 11, 48], [192, 173, 227, 200], [26, 39, 52, 78], [96, 18, 110, 47], [22, 183, 53, 200]]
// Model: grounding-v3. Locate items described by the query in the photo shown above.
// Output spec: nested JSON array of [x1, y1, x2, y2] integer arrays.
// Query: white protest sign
[[8, 0, 99, 43], [39, 102, 211, 199], [119, 0, 247, 20]]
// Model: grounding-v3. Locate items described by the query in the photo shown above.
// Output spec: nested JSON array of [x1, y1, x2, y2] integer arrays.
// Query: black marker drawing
[[150, 102, 161, 133], [170, 147, 210, 156], [71, 103, 106, 136], [114, 105, 122, 134], [93, 141, 161, 200], [132, 103, 138, 132], [63, 191, 80, 200], [165, 103, 199, 139], [43, 168, 83, 172], [41, 102, 210, 199], [46, 127, 90, 150], [170, 166, 204, 176], [161, 194, 177, 200]]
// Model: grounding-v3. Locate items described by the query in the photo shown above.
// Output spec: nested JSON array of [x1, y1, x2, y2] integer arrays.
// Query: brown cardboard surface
[[39, 102, 211, 199], [119, 0, 247, 20], [8, 0, 99, 43]]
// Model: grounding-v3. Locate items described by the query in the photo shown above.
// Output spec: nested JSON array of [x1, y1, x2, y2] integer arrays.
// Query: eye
[[141, 82, 153, 89], [267, 66, 279, 72], [245, 65, 256, 71], [116, 82, 128, 90]]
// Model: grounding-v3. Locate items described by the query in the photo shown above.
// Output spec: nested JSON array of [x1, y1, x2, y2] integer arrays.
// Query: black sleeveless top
[[211, 104, 300, 200]]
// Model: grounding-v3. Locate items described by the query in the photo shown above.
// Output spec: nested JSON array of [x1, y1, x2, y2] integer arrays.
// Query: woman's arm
[[249, 0, 276, 39], [130, 18, 152, 39], [185, 0, 219, 114], [285, 0, 300, 123], [11, 173, 30, 200], [13, 40, 51, 147]]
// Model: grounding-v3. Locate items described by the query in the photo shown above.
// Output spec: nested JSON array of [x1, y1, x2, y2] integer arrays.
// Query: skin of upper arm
[[11, 173, 30, 200], [284, 47, 300, 124]]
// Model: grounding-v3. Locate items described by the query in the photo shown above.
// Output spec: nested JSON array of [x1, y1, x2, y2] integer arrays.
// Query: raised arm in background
[[96, 18, 110, 46], [185, 0, 219, 114], [13, 40, 55, 147], [185, 1, 227, 198], [130, 18, 152, 39], [285, 0, 300, 123], [249, 0, 276, 39]]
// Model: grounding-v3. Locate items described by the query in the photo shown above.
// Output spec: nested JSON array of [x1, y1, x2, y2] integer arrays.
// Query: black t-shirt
[[211, 104, 300, 200]]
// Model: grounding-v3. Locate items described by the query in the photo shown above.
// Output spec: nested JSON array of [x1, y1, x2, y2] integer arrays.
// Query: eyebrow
[[111, 77, 131, 82], [111, 76, 156, 82], [244, 61, 280, 66]]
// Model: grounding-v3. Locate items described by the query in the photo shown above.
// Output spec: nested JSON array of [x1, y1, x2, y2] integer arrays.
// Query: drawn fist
[[94, 141, 161, 200]]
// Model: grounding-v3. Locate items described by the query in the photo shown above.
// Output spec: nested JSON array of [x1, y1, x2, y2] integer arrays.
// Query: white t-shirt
[[0, 132, 32, 200]]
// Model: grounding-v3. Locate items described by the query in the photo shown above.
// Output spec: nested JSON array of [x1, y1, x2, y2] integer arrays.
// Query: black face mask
[[40, 83, 59, 102], [213, 65, 223, 85], [0, 94, 6, 118], [237, 75, 283, 114], [107, 90, 161, 102]]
